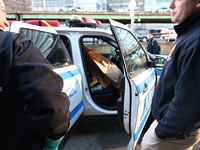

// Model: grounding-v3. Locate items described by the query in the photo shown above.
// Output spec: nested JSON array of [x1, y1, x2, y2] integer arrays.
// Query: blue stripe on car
[[156, 70, 162, 76], [57, 68, 83, 121], [133, 106, 151, 141], [68, 90, 77, 98], [136, 71, 155, 94], [70, 100, 84, 120], [59, 69, 80, 80]]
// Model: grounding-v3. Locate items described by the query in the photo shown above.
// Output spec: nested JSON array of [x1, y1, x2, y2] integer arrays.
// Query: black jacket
[[152, 11, 200, 139], [146, 37, 159, 54], [0, 31, 70, 149]]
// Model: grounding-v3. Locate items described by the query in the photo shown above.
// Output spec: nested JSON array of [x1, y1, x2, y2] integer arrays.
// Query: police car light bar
[[25, 20, 60, 27], [67, 15, 104, 28], [8, 20, 60, 27]]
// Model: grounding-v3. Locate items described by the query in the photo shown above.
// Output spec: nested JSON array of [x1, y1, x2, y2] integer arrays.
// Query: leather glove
[[43, 136, 61, 150]]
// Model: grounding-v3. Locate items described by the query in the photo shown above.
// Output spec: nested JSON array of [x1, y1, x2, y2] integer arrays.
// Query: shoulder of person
[[152, 38, 158, 43], [3, 31, 31, 45], [0, 31, 24, 43], [0, 31, 16, 46], [0, 31, 33, 57]]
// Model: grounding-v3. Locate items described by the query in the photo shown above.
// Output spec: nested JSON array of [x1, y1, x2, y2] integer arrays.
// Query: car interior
[[60, 35, 123, 110]]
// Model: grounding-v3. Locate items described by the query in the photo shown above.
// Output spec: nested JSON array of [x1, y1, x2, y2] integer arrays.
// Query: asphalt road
[[63, 121, 200, 150], [63, 122, 134, 150], [62, 116, 153, 150]]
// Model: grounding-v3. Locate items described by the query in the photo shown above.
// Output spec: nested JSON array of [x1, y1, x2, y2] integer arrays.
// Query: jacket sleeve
[[152, 40, 159, 54], [155, 46, 200, 139], [12, 33, 70, 140]]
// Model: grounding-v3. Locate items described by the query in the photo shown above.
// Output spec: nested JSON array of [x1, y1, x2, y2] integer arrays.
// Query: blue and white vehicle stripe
[[53, 65, 84, 124], [126, 68, 156, 149], [135, 71, 155, 94]]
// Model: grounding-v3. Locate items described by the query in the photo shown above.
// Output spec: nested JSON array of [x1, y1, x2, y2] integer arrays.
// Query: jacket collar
[[174, 11, 200, 37]]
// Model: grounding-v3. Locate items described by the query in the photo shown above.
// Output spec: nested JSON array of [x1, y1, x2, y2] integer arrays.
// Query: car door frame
[[110, 19, 156, 149]]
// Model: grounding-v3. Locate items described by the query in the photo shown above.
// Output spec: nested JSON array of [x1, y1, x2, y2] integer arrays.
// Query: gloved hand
[[43, 136, 61, 150]]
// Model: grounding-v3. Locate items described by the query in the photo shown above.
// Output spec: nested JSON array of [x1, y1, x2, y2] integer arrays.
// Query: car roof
[[39, 26, 112, 34]]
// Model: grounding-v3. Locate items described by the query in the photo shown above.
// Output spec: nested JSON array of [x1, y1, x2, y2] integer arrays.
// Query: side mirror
[[154, 56, 166, 70]]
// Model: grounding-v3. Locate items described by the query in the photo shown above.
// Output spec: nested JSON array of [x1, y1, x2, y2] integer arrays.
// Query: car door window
[[81, 37, 122, 70], [19, 28, 71, 67], [114, 27, 148, 77], [82, 37, 117, 56]]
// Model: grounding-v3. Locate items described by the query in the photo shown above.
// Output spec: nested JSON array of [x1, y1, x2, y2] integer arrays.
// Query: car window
[[19, 28, 72, 67], [114, 27, 148, 77], [82, 37, 117, 58]]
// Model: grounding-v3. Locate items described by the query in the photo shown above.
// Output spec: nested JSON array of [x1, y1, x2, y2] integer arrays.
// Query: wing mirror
[[154, 56, 166, 70]]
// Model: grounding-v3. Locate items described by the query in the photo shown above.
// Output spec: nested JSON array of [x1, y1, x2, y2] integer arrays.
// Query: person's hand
[[43, 137, 61, 150]]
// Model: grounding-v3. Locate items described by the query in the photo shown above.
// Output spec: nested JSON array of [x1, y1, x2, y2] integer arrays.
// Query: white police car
[[7, 20, 164, 150]]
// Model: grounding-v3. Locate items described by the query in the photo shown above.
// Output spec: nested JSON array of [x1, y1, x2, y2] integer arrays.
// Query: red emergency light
[[25, 20, 60, 27]]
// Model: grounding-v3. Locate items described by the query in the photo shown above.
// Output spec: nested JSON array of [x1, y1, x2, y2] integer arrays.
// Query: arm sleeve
[[153, 40, 159, 54], [155, 47, 200, 139], [12, 33, 70, 140]]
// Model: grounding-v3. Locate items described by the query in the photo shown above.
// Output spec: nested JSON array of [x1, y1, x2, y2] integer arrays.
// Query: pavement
[[64, 122, 131, 150], [63, 122, 200, 150], [194, 142, 200, 150]]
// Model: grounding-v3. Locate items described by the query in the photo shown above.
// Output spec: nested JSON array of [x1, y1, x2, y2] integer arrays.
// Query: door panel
[[55, 65, 83, 129], [9, 22, 84, 131], [110, 19, 156, 149]]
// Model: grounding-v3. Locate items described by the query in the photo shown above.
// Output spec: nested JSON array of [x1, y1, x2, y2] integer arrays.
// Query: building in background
[[5, 0, 174, 40], [31, 0, 171, 12], [4, 0, 171, 12], [32, 0, 102, 11], [144, 0, 171, 12], [5, 0, 32, 11], [32, 0, 60, 11]]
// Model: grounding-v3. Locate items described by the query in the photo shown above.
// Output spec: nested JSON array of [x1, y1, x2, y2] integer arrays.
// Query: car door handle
[[142, 85, 148, 94]]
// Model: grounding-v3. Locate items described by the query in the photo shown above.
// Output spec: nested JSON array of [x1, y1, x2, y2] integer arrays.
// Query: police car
[[6, 19, 165, 150]]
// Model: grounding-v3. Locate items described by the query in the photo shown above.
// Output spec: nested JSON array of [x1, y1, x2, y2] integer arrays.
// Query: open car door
[[110, 19, 156, 149], [8, 22, 84, 147]]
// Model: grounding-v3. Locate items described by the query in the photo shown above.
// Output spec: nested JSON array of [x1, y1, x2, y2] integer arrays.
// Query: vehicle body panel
[[52, 27, 119, 116], [5, 21, 164, 149], [110, 19, 156, 149], [8, 22, 84, 131]]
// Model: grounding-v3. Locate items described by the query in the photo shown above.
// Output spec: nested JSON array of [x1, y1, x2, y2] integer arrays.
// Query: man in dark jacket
[[0, 1, 70, 150], [146, 33, 160, 54], [141, 0, 200, 150]]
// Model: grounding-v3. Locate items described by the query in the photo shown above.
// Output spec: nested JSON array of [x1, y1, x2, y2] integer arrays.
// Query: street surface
[[63, 121, 200, 150], [63, 122, 136, 150]]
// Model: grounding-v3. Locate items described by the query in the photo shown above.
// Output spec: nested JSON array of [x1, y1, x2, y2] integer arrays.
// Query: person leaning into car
[[141, 0, 200, 150], [0, 1, 70, 150]]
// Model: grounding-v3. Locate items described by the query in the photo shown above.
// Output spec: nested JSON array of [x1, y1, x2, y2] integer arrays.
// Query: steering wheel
[[130, 61, 142, 72], [107, 50, 117, 61]]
